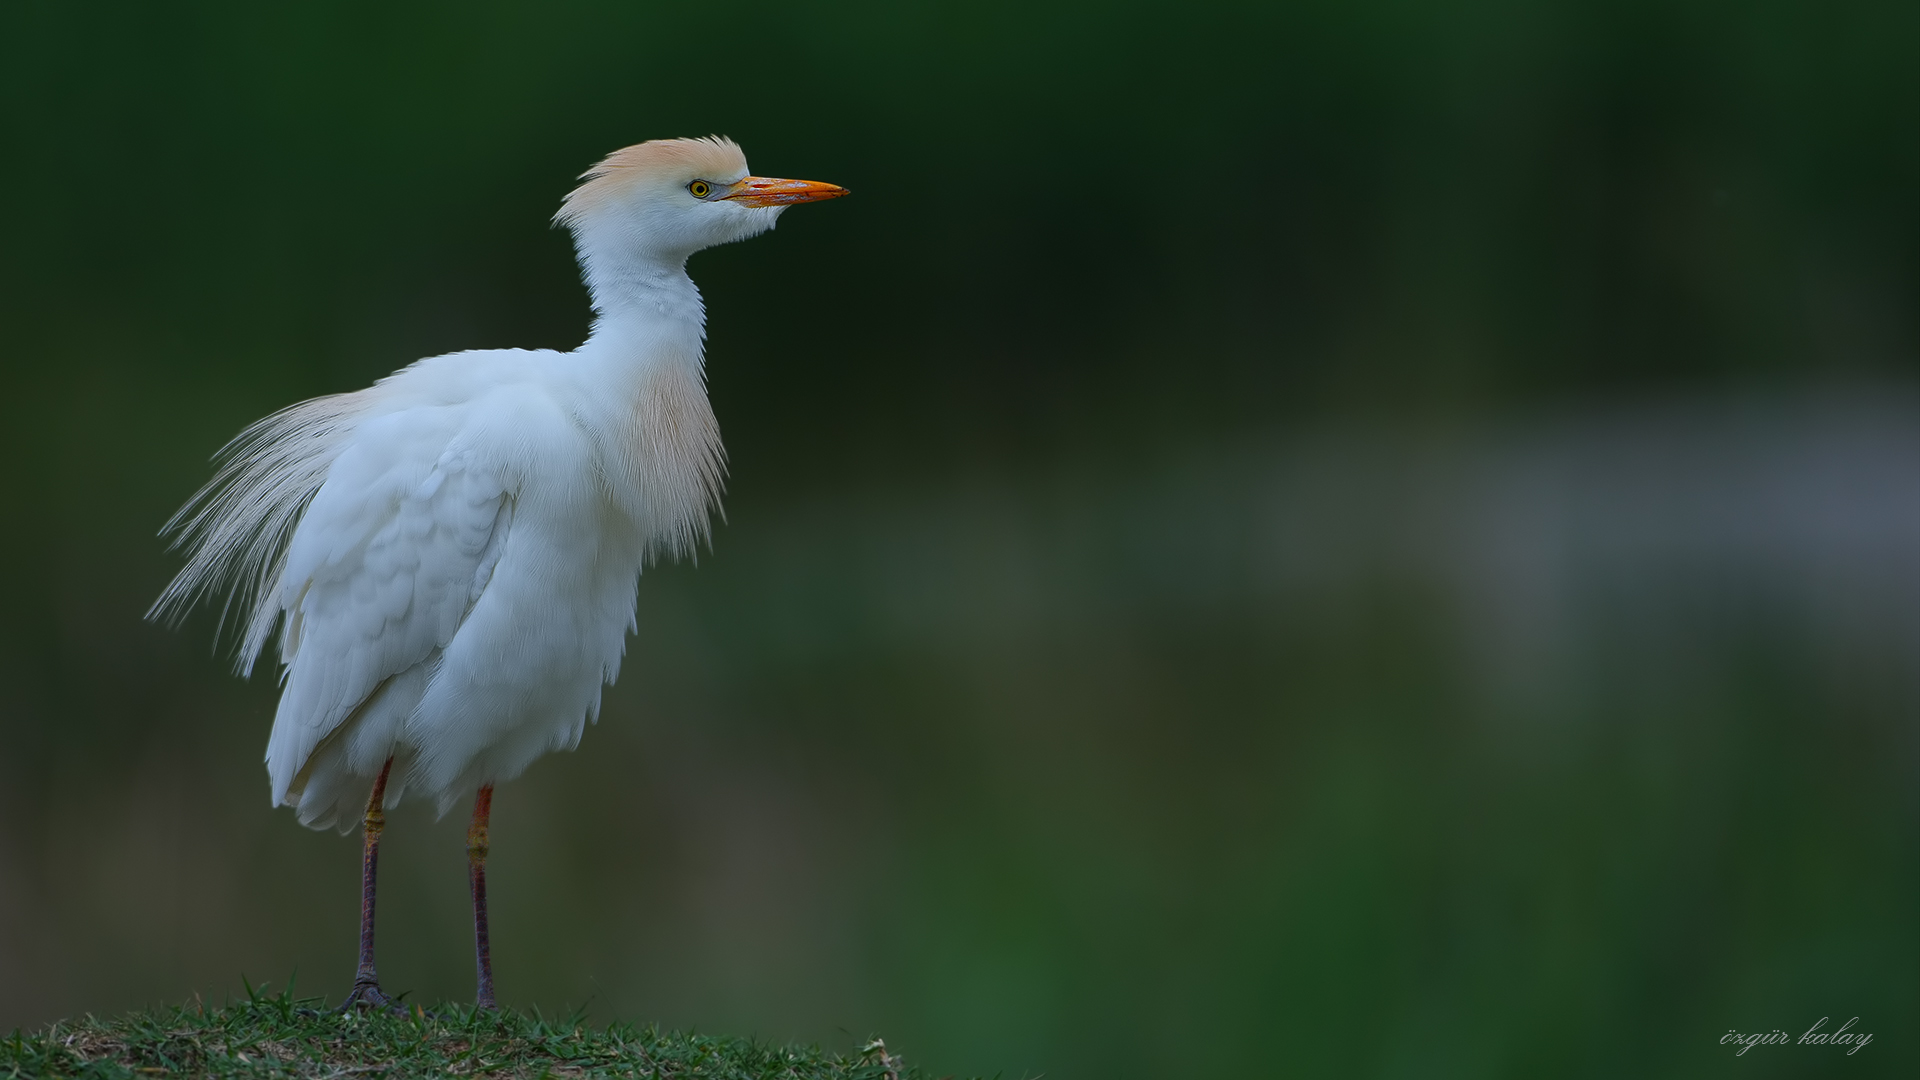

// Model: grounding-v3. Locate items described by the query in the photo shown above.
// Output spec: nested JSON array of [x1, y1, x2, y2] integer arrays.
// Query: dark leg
[[467, 784, 498, 1010], [336, 758, 398, 1012]]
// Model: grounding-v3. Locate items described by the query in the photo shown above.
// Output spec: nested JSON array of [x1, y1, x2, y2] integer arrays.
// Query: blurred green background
[[1, 0, 1915, 1076]]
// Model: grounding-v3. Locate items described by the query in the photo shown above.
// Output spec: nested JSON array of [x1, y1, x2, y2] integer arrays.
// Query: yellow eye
[[688, 180, 712, 199]]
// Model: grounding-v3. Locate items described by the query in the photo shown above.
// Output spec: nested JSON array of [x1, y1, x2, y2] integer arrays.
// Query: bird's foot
[[334, 979, 403, 1015]]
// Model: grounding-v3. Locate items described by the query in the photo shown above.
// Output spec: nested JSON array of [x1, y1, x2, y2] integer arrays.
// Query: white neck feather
[[581, 251, 705, 338], [572, 257, 726, 560]]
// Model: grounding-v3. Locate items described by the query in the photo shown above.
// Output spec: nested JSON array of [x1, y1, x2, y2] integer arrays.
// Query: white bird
[[151, 136, 848, 1010]]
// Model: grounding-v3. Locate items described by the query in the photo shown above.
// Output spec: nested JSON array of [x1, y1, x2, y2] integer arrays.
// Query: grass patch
[[0, 980, 932, 1079]]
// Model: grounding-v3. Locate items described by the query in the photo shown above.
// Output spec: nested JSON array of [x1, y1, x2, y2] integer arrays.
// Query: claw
[[334, 980, 404, 1015]]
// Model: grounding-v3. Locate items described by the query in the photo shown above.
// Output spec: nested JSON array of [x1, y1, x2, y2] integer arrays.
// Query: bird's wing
[[263, 405, 514, 807]]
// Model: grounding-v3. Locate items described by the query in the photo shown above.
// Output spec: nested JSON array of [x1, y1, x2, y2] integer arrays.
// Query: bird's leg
[[335, 757, 398, 1012], [467, 784, 498, 1011]]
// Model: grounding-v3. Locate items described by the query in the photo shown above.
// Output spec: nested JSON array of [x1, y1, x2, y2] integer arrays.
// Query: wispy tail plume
[[149, 393, 363, 674]]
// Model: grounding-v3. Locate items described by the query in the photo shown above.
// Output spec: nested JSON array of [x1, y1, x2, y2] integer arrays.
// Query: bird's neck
[[577, 255, 710, 400], [583, 254, 707, 346], [573, 255, 725, 552]]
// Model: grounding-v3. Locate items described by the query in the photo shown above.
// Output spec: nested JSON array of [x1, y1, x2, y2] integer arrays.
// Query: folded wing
[[265, 405, 513, 824]]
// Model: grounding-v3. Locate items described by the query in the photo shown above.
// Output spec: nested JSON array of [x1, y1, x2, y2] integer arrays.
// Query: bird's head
[[555, 136, 847, 266]]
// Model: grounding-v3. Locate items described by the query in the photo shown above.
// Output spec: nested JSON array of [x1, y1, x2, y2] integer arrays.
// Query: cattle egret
[[151, 137, 847, 1010]]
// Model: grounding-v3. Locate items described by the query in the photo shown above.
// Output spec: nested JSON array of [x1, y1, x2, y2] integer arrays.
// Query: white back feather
[[150, 392, 365, 673]]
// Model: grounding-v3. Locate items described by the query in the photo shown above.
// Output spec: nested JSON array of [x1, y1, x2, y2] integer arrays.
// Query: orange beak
[[720, 176, 850, 207]]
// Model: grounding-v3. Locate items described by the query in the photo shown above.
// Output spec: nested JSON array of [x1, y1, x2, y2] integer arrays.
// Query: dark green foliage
[[0, 983, 927, 1080]]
